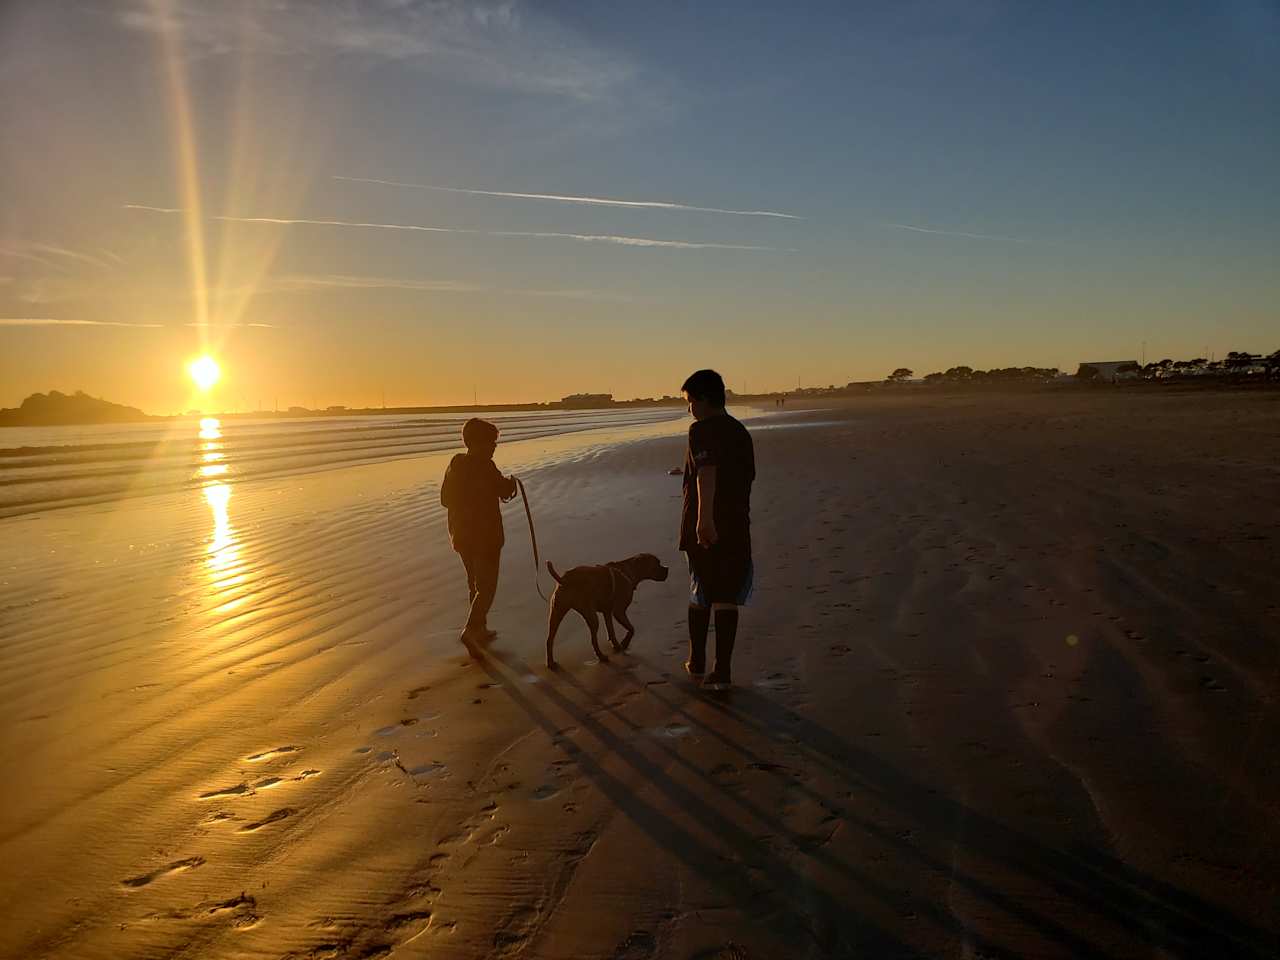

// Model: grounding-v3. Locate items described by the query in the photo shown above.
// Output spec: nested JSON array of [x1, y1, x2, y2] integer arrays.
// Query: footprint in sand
[[385, 909, 433, 934], [531, 784, 561, 801], [238, 808, 295, 832], [753, 674, 795, 691], [122, 856, 206, 888], [613, 931, 659, 959], [199, 783, 252, 800], [407, 762, 447, 778], [246, 745, 301, 762], [651, 724, 691, 739], [493, 906, 541, 953]]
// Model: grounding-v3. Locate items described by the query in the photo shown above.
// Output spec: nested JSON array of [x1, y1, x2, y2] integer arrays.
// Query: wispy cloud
[[277, 274, 483, 293], [333, 175, 802, 220], [1, 242, 118, 270], [0, 318, 164, 328], [122, 203, 184, 214], [883, 222, 1033, 244], [26, 243, 115, 269], [276, 274, 635, 302], [126, 205, 793, 252], [115, 0, 634, 101]]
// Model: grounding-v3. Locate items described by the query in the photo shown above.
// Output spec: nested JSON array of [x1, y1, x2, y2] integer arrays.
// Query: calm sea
[[0, 407, 684, 518]]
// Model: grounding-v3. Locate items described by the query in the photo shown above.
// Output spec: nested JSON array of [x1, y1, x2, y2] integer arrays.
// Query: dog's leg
[[580, 608, 607, 662], [615, 608, 636, 650], [546, 599, 570, 669], [602, 606, 623, 652]]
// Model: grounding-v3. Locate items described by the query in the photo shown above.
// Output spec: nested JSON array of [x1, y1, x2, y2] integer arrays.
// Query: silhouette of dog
[[545, 553, 669, 669]]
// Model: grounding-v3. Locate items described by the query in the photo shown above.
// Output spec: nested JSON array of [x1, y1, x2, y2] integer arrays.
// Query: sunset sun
[[188, 356, 221, 391]]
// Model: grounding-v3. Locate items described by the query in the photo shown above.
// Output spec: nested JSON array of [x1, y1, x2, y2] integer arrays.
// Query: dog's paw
[[545, 660, 560, 671]]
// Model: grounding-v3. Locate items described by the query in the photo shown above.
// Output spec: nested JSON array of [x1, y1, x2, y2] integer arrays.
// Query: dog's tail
[[546, 561, 563, 584]]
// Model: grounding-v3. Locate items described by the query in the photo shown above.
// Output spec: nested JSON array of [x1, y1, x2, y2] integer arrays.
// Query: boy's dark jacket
[[440, 452, 517, 552]]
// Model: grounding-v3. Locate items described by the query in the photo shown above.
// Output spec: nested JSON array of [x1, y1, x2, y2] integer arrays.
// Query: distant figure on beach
[[440, 418, 518, 650], [680, 369, 756, 691]]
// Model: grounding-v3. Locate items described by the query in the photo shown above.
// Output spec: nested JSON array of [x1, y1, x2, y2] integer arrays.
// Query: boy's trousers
[[459, 543, 501, 634]]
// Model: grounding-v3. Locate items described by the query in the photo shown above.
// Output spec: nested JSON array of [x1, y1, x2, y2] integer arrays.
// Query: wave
[[0, 408, 683, 517]]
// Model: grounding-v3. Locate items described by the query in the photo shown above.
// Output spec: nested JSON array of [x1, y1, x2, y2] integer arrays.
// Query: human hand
[[696, 517, 718, 547]]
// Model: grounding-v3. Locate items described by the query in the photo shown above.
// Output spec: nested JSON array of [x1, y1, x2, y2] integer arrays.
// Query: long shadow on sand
[[479, 645, 1276, 959], [478, 648, 1044, 959], [625, 653, 1278, 960]]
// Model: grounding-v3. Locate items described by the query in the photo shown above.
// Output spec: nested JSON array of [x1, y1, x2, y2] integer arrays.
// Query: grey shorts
[[686, 545, 753, 608]]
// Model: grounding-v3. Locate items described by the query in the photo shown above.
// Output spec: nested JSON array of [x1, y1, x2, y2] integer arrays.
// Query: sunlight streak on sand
[[203, 481, 239, 576]]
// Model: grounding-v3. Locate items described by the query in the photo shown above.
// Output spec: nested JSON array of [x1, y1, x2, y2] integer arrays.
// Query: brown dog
[[545, 553, 669, 669]]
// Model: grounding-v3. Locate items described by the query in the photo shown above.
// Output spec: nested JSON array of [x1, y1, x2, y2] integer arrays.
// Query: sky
[[1, 0, 1277, 412]]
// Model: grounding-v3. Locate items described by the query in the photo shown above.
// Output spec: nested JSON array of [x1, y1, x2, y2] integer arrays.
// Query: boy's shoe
[[684, 661, 707, 684], [701, 671, 732, 692]]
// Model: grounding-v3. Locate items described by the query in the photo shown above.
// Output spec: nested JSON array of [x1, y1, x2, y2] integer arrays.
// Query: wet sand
[[2, 389, 1278, 958]]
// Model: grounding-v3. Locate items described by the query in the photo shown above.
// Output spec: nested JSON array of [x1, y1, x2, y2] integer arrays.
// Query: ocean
[[0, 407, 685, 517]]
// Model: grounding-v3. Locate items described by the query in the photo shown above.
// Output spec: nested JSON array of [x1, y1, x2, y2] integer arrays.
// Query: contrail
[[126, 205, 791, 251], [0, 318, 164, 327], [333, 175, 803, 220], [884, 222, 1032, 244], [488, 229, 786, 250]]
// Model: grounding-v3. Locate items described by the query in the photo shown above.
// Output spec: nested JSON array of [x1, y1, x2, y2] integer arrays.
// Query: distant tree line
[[885, 349, 1280, 386], [1136, 350, 1280, 380], [884, 365, 1061, 384]]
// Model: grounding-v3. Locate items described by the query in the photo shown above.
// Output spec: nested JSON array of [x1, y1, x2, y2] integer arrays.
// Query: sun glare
[[189, 355, 221, 391]]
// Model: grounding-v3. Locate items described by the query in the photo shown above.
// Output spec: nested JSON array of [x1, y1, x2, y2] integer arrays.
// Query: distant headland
[[0, 391, 156, 427]]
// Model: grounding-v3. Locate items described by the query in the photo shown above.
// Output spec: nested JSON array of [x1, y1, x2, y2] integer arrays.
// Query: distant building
[[1076, 361, 1140, 382], [560, 393, 613, 408]]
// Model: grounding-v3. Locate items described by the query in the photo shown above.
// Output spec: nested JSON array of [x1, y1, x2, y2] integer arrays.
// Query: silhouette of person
[[679, 369, 755, 691], [440, 418, 518, 650]]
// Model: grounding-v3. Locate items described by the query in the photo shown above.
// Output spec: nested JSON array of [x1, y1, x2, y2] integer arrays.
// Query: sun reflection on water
[[199, 416, 222, 440], [203, 481, 239, 575]]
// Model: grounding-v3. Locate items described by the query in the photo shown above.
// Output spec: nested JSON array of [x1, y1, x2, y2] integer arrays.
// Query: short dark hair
[[462, 417, 499, 449], [681, 369, 726, 408]]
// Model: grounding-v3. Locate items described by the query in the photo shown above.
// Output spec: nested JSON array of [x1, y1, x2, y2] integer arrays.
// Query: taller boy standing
[[440, 418, 518, 648], [679, 369, 755, 691]]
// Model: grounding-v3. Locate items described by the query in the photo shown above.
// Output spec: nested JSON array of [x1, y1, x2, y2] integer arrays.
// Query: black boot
[[704, 607, 738, 690], [685, 604, 710, 682]]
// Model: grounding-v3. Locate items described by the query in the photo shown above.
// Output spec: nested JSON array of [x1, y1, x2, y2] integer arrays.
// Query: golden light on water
[[198, 416, 222, 440], [189, 356, 221, 391], [203, 481, 239, 574]]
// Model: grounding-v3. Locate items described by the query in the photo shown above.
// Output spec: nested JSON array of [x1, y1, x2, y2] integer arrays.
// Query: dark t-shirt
[[440, 452, 516, 553], [680, 413, 755, 551]]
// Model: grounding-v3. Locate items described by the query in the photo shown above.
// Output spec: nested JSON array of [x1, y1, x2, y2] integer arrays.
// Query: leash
[[516, 478, 548, 600]]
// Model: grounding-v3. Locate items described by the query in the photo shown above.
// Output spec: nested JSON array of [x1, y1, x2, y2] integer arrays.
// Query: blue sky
[[1, 0, 1276, 410]]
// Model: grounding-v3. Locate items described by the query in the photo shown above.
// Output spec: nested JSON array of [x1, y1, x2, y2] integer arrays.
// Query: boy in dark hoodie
[[440, 418, 518, 648]]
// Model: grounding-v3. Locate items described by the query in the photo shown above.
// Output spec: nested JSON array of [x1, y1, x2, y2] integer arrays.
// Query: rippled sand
[[2, 390, 1277, 958]]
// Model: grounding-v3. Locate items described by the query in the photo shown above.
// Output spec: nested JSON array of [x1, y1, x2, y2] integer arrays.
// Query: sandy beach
[[2, 388, 1278, 959]]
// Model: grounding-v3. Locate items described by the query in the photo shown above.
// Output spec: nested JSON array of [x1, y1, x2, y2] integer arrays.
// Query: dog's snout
[[657, 564, 670, 581]]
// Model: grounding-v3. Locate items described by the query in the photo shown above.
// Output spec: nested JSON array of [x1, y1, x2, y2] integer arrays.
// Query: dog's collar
[[608, 564, 636, 588]]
